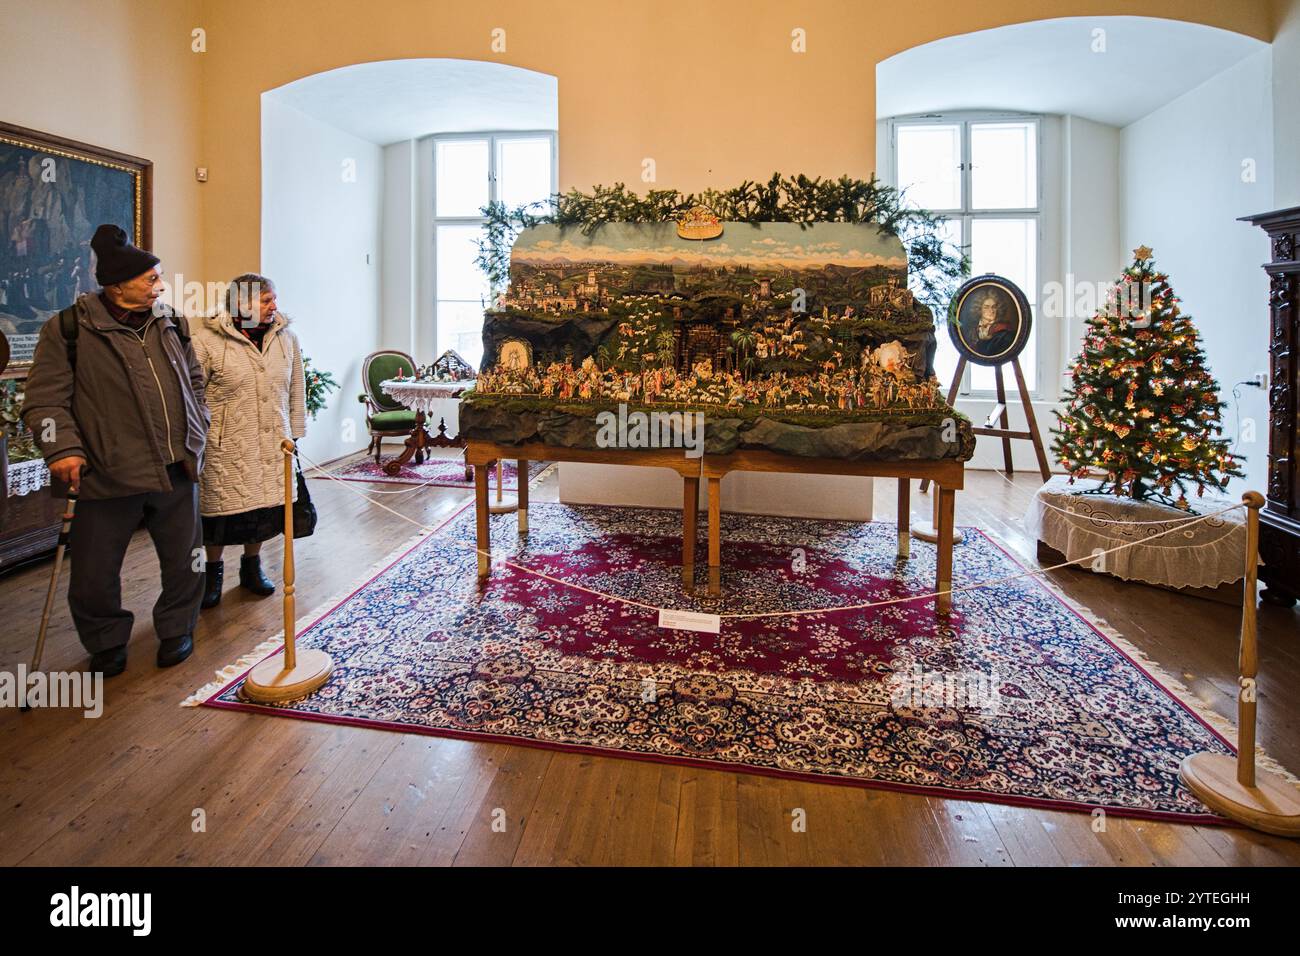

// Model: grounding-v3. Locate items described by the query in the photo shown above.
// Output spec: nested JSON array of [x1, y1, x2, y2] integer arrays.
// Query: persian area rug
[[192, 502, 1247, 824], [320, 452, 550, 489]]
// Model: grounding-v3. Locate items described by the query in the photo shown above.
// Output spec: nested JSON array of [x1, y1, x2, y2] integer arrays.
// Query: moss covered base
[[460, 394, 974, 461]]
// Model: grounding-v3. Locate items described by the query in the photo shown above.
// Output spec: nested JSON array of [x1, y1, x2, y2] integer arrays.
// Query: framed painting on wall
[[0, 121, 151, 374]]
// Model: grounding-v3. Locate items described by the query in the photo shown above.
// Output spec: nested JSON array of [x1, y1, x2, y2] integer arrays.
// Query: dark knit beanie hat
[[91, 223, 160, 286]]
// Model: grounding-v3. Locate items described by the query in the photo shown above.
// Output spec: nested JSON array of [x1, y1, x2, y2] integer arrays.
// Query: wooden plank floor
[[2, 453, 1298, 866]]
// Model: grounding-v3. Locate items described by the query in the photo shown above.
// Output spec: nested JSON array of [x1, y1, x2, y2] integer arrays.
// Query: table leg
[[463, 449, 472, 481], [475, 462, 491, 580], [682, 476, 699, 590], [517, 459, 529, 536], [936, 485, 955, 615], [384, 410, 433, 476], [707, 476, 722, 596], [897, 477, 910, 559]]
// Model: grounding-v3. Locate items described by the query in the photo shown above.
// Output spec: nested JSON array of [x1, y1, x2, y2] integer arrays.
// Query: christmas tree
[[1052, 246, 1242, 510]]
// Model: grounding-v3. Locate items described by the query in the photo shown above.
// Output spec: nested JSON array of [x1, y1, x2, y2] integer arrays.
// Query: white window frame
[[430, 130, 559, 359], [886, 111, 1045, 399]]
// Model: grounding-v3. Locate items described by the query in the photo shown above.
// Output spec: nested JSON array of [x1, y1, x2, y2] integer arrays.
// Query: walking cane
[[21, 491, 78, 712]]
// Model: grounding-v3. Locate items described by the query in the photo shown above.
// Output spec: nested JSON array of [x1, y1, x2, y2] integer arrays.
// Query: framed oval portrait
[[947, 274, 1032, 367]]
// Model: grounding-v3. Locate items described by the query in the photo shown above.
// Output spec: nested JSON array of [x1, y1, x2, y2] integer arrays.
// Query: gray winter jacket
[[21, 292, 210, 499]]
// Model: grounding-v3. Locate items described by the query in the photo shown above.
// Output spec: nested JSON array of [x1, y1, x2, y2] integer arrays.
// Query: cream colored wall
[[0, 0, 1281, 285], [192, 0, 1272, 281], [0, 0, 205, 286]]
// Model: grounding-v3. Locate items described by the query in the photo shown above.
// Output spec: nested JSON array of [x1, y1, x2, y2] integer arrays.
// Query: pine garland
[[476, 173, 966, 312], [302, 355, 339, 420], [1051, 249, 1242, 510]]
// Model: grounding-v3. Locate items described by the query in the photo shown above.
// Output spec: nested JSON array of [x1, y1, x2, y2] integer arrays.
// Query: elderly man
[[22, 224, 209, 676]]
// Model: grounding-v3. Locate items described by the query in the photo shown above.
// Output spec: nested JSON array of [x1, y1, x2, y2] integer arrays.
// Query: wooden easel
[[921, 354, 1051, 493]]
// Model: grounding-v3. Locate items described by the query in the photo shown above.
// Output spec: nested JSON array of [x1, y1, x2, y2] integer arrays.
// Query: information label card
[[657, 608, 722, 634]]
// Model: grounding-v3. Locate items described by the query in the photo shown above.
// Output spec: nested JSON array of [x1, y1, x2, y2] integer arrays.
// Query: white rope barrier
[[319, 451, 546, 496], [300, 452, 667, 614], [316, 451, 472, 495], [296, 449, 1245, 622]]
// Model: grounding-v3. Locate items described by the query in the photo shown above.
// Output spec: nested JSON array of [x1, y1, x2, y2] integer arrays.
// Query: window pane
[[436, 224, 489, 301], [903, 217, 963, 391], [896, 124, 961, 211], [971, 122, 1036, 210], [497, 136, 553, 209], [435, 139, 489, 216], [969, 217, 1036, 391], [437, 300, 486, 369]]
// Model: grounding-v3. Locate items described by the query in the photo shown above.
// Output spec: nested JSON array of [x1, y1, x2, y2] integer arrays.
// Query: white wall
[[381, 139, 417, 355], [380, 136, 439, 362], [261, 96, 384, 465], [1060, 116, 1122, 363], [381, 136, 471, 435], [1120, 49, 1274, 495]]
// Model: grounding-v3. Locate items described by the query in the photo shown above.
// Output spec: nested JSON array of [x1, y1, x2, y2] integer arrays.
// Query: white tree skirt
[[1024, 476, 1247, 589]]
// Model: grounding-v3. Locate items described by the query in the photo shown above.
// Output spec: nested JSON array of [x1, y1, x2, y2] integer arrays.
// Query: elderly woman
[[193, 273, 306, 608]]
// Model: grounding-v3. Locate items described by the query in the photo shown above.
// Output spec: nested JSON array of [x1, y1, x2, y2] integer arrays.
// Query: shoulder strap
[[175, 312, 191, 343], [161, 307, 191, 345], [57, 306, 79, 372]]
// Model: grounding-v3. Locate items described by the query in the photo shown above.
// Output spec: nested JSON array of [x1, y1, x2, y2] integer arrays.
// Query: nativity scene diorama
[[460, 220, 975, 462]]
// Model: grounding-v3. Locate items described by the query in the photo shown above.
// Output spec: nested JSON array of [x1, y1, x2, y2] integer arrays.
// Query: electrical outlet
[[195, 167, 208, 182], [1253, 371, 1268, 388]]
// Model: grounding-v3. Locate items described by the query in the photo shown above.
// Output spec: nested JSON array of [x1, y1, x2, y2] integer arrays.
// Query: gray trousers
[[67, 463, 203, 654]]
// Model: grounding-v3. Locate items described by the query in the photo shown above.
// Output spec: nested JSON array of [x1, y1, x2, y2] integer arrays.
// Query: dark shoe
[[201, 560, 224, 609], [239, 555, 276, 597], [89, 646, 128, 678], [157, 634, 193, 668]]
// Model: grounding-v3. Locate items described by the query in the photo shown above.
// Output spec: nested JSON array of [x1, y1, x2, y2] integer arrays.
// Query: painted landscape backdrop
[[483, 221, 937, 379]]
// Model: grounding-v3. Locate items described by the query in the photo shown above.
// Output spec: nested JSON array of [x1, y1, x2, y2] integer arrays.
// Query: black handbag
[[292, 452, 317, 538]]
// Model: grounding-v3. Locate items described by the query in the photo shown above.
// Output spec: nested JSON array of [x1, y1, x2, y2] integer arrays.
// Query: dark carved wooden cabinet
[[1, 366, 61, 574], [1243, 207, 1300, 606]]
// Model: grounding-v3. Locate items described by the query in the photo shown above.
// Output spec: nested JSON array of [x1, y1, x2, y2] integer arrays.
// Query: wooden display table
[[702, 452, 962, 612], [465, 441, 705, 584], [467, 439, 962, 615], [1, 445, 61, 573]]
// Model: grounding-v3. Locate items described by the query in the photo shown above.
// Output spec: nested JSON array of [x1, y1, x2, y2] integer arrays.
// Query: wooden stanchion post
[[241, 440, 334, 704], [1179, 491, 1300, 837]]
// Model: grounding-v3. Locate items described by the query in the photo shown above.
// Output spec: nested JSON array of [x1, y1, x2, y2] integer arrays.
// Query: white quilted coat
[[193, 311, 307, 517]]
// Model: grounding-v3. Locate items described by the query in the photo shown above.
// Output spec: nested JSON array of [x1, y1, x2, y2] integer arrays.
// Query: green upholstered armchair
[[358, 350, 419, 463]]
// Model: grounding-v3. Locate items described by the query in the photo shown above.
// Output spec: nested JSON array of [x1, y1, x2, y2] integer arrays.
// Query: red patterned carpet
[[320, 452, 548, 489], [200, 502, 1236, 823]]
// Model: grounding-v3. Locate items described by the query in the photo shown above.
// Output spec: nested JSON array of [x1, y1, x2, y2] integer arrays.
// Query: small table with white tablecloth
[[1025, 475, 1249, 602], [378, 378, 476, 477]]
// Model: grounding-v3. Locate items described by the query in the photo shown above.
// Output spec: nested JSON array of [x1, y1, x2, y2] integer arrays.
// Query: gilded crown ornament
[[676, 205, 723, 240]]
